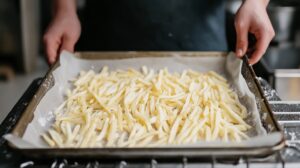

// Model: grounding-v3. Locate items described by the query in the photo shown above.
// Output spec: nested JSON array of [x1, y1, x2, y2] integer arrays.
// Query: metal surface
[[0, 77, 300, 167], [267, 6, 297, 42], [275, 69, 300, 101], [256, 47, 300, 97], [263, 47, 300, 70], [8, 52, 285, 158]]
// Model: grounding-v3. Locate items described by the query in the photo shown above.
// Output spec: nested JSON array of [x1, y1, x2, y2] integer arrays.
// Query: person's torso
[[79, 0, 227, 51]]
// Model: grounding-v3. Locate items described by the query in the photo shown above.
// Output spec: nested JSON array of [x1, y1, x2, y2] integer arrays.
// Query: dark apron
[[78, 0, 227, 51]]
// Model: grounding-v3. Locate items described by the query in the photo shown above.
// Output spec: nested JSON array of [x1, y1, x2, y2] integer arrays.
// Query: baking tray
[[8, 52, 285, 159]]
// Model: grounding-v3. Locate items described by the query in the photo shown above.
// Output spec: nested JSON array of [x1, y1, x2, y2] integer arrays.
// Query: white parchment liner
[[5, 51, 282, 148]]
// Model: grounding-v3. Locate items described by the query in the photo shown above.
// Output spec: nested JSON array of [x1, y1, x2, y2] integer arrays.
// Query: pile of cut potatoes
[[42, 66, 250, 148]]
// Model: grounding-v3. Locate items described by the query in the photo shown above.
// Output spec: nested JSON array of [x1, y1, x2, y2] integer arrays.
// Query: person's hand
[[43, 10, 81, 64], [235, 0, 275, 65]]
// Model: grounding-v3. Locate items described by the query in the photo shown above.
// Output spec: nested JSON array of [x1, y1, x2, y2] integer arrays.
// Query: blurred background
[[0, 0, 299, 123]]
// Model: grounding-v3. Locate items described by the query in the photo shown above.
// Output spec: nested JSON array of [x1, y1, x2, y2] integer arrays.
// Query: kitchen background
[[0, 0, 299, 123]]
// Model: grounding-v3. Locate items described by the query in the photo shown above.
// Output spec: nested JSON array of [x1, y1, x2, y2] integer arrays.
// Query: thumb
[[235, 22, 249, 58], [43, 34, 60, 65]]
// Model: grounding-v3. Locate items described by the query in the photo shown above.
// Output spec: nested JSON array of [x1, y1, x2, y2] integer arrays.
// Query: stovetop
[[1, 78, 300, 168]]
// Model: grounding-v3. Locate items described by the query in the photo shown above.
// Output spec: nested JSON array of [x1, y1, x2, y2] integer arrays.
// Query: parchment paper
[[5, 51, 282, 149]]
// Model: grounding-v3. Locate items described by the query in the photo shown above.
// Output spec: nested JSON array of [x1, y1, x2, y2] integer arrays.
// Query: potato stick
[[117, 132, 127, 147], [137, 135, 154, 147], [149, 96, 156, 114], [184, 118, 207, 143], [220, 102, 248, 126], [57, 117, 84, 124], [96, 118, 109, 141], [150, 116, 157, 124], [209, 104, 215, 130], [80, 112, 91, 136], [208, 71, 227, 83], [157, 126, 164, 139], [144, 69, 154, 81], [189, 106, 200, 120], [212, 110, 221, 140], [191, 93, 200, 106], [107, 89, 125, 106], [133, 112, 147, 128], [237, 103, 247, 117], [69, 125, 80, 143], [157, 104, 167, 123], [124, 108, 134, 123], [180, 93, 191, 116], [75, 134, 83, 147], [159, 93, 185, 100], [53, 101, 67, 115], [227, 125, 249, 139], [80, 119, 97, 147], [42, 134, 56, 147], [117, 109, 123, 131], [87, 134, 98, 147], [233, 124, 249, 131], [128, 124, 138, 141], [161, 121, 169, 133], [176, 121, 195, 143], [142, 66, 148, 75], [48, 129, 63, 147], [65, 122, 72, 143], [88, 89, 109, 112], [145, 102, 150, 118], [60, 122, 67, 138], [129, 131, 159, 147], [106, 115, 117, 146], [205, 126, 212, 141], [176, 118, 191, 141], [148, 136, 168, 147], [236, 130, 249, 140], [183, 125, 200, 143], [129, 126, 146, 147], [168, 115, 182, 143], [222, 128, 228, 142], [203, 105, 209, 117], [135, 126, 146, 139], [74, 70, 94, 86], [131, 90, 144, 111], [105, 84, 118, 95], [233, 132, 241, 142]]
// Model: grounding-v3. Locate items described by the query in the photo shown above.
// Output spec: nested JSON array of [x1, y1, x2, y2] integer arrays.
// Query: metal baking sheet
[[6, 51, 285, 158]]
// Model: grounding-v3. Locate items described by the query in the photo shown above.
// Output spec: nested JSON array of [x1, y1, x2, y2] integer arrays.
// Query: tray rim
[[8, 51, 285, 158]]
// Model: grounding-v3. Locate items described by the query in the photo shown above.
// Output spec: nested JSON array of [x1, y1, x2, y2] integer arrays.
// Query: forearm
[[53, 0, 77, 16]]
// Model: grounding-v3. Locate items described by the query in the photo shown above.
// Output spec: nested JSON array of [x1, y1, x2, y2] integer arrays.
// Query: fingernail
[[49, 58, 54, 65], [237, 49, 243, 57]]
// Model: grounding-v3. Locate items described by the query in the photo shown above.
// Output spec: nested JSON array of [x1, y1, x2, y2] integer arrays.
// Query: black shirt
[[79, 0, 227, 51]]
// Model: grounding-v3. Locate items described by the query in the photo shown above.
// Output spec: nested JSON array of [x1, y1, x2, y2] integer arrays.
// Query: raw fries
[[42, 66, 251, 148]]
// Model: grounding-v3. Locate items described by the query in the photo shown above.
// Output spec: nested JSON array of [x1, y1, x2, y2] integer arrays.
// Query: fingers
[[249, 29, 275, 65], [43, 34, 61, 65], [60, 34, 76, 53], [235, 21, 249, 58], [43, 33, 77, 65]]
